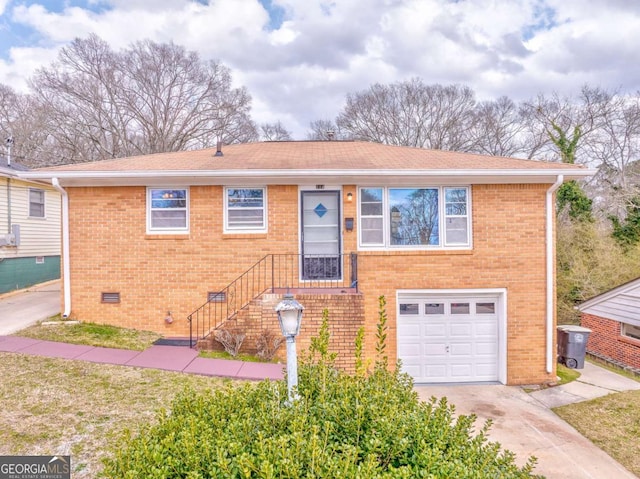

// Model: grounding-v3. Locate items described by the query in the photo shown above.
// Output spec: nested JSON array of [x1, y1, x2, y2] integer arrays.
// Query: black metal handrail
[[188, 253, 358, 347]]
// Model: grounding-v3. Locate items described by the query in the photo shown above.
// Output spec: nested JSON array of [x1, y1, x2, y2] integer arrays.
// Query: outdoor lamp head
[[275, 294, 304, 337]]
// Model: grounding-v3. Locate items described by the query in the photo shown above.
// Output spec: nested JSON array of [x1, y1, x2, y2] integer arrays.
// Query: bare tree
[[469, 96, 529, 157], [28, 35, 257, 164], [260, 121, 292, 141], [0, 85, 59, 167], [335, 79, 477, 150], [306, 119, 350, 140], [585, 93, 640, 217]]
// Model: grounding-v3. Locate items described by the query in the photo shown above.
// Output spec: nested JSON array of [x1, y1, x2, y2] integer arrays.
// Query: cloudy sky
[[0, 0, 639, 139]]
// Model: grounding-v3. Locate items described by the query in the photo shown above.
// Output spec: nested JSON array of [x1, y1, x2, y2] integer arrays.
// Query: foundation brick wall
[[220, 293, 364, 373], [581, 313, 640, 370], [64, 182, 555, 385]]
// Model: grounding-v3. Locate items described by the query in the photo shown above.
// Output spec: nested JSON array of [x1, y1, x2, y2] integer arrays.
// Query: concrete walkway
[[530, 361, 640, 407], [0, 335, 284, 381], [416, 363, 640, 479], [0, 280, 61, 335]]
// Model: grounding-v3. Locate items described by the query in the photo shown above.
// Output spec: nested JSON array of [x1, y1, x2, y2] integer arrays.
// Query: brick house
[[578, 278, 640, 371], [22, 141, 593, 385]]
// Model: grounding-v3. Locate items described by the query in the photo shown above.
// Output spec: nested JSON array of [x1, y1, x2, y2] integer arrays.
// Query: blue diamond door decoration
[[314, 203, 328, 218]]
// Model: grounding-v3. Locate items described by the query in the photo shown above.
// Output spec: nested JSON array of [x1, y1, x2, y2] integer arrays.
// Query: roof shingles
[[34, 141, 589, 173]]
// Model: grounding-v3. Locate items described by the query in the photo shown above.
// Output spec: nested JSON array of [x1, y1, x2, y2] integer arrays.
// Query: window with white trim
[[358, 186, 470, 249], [225, 187, 267, 232], [147, 188, 189, 234], [29, 188, 45, 218], [359, 188, 384, 245], [622, 323, 640, 341]]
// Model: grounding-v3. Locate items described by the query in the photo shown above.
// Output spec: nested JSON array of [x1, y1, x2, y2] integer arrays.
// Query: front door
[[300, 190, 341, 280]]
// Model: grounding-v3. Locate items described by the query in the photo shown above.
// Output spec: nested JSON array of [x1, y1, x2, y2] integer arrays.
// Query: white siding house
[[0, 159, 61, 294]]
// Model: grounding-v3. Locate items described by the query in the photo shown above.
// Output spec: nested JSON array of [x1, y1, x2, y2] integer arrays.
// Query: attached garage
[[397, 290, 507, 384]]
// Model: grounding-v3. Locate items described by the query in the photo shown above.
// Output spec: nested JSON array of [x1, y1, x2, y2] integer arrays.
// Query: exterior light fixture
[[165, 311, 173, 324], [346, 192, 353, 202], [275, 293, 304, 402]]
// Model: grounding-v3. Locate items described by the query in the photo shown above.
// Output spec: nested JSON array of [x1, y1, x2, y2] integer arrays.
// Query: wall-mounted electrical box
[[0, 224, 21, 247], [345, 217, 354, 232]]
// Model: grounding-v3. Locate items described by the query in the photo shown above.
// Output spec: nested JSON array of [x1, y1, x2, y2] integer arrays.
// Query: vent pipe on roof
[[214, 141, 223, 157], [5, 136, 13, 166]]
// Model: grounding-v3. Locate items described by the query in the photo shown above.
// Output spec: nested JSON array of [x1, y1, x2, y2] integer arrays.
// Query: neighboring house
[[21, 141, 593, 385], [0, 157, 61, 294], [578, 278, 640, 371]]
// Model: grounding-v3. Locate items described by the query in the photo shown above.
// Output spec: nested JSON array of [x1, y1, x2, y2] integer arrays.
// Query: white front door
[[397, 293, 501, 383], [300, 191, 341, 280]]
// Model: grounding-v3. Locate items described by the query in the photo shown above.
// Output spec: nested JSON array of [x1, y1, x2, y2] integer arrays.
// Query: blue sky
[[1, 0, 640, 139]]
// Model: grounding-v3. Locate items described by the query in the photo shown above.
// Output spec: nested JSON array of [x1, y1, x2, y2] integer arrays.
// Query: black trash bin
[[557, 325, 591, 369]]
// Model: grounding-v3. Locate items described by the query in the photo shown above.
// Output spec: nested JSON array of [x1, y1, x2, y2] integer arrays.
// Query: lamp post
[[275, 293, 304, 403]]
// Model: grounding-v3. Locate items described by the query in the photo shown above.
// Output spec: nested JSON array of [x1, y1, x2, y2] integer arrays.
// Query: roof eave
[[19, 168, 596, 187], [577, 276, 640, 312]]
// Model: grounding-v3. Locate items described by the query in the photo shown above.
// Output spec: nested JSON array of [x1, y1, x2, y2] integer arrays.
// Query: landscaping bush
[[103, 309, 541, 478], [214, 327, 246, 357], [255, 329, 285, 361]]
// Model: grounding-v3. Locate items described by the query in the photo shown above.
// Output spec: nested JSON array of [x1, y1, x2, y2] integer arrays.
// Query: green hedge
[[102, 311, 541, 478]]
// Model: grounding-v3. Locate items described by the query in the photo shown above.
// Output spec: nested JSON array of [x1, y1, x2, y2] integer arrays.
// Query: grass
[[0, 352, 230, 478], [556, 363, 581, 385], [16, 317, 278, 362], [554, 389, 640, 476], [14, 318, 162, 351], [198, 349, 277, 363]]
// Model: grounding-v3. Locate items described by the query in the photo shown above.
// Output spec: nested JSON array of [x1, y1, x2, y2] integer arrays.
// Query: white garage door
[[397, 293, 501, 383]]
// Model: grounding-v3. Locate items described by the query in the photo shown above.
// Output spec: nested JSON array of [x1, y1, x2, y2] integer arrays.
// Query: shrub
[[255, 329, 285, 361], [103, 310, 541, 479], [213, 327, 246, 357]]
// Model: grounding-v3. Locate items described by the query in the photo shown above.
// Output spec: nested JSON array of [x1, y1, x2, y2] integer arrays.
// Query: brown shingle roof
[[35, 141, 588, 173]]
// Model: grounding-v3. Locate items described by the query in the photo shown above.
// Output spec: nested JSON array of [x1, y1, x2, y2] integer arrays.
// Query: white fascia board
[[577, 277, 640, 312], [20, 168, 596, 187], [0, 167, 18, 178]]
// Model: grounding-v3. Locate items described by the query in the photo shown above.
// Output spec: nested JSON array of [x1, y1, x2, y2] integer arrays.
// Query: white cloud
[[1, 0, 640, 138]]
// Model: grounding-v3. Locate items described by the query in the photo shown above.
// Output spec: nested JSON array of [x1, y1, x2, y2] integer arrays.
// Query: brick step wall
[[200, 292, 364, 373]]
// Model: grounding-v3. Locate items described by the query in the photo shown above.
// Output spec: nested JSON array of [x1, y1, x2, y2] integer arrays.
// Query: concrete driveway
[[0, 280, 61, 335], [415, 380, 637, 479]]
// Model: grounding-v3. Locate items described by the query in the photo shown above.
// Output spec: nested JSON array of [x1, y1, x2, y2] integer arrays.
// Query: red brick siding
[[581, 313, 640, 370]]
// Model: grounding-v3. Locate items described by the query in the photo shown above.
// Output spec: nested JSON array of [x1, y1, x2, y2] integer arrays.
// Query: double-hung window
[[225, 187, 267, 233], [147, 188, 189, 234], [358, 186, 470, 249], [29, 188, 45, 218]]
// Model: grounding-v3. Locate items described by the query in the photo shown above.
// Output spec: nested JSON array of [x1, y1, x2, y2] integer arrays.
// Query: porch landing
[[271, 287, 358, 295]]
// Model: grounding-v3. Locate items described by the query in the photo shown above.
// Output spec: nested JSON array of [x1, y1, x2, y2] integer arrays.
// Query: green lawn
[[0, 353, 228, 478], [554, 379, 640, 476], [15, 319, 161, 350]]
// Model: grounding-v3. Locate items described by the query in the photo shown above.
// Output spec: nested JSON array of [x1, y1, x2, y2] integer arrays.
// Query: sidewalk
[[530, 360, 640, 408], [0, 335, 284, 381], [0, 280, 61, 335]]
